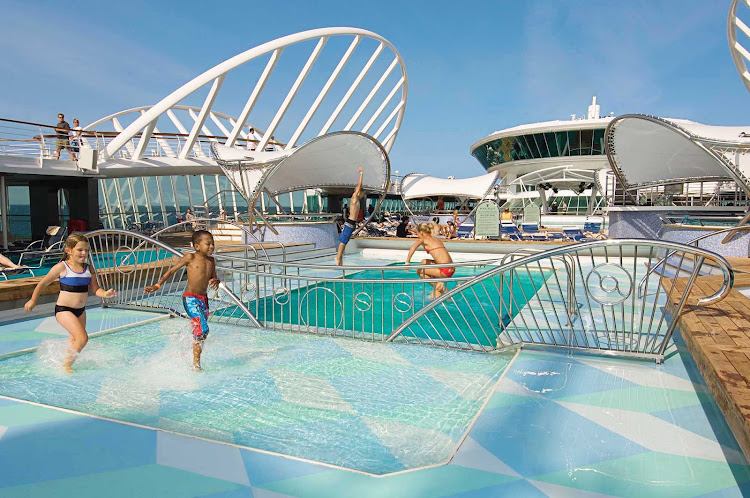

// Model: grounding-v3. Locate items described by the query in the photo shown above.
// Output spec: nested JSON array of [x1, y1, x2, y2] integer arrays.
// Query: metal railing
[[389, 239, 732, 361], [84, 229, 261, 328], [0, 117, 282, 163], [82, 229, 732, 362]]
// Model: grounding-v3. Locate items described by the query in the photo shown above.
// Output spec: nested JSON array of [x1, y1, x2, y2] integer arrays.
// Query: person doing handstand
[[144, 230, 219, 371], [24, 234, 116, 372], [405, 222, 455, 299], [334, 167, 364, 266]]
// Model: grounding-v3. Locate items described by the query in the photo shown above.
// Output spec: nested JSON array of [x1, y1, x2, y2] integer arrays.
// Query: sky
[[2, 0, 749, 180]]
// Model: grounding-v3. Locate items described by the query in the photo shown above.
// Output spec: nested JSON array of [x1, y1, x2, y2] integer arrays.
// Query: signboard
[[523, 203, 541, 225], [474, 201, 500, 238]]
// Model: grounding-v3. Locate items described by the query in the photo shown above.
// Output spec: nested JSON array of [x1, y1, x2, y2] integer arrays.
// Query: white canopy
[[606, 115, 750, 190], [400, 171, 499, 200], [212, 132, 390, 202]]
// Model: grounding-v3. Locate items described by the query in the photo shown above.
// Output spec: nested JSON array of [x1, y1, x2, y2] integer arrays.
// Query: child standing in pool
[[24, 233, 117, 372], [405, 222, 455, 299], [334, 166, 364, 266], [144, 230, 219, 371]]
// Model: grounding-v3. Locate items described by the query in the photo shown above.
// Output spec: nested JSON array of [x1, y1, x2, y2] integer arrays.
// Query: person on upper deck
[[54, 113, 76, 161]]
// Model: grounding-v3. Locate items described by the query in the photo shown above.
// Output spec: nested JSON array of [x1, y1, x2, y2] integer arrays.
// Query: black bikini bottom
[[54, 305, 86, 318]]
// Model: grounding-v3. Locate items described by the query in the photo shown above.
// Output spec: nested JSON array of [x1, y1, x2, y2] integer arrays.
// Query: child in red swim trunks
[[405, 222, 455, 299], [145, 230, 219, 371]]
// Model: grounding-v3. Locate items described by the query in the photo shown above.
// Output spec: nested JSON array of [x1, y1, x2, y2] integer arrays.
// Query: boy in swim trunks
[[334, 167, 364, 266], [144, 230, 219, 371]]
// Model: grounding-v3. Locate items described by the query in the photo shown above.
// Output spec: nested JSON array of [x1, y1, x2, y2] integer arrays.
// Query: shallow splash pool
[[0, 318, 513, 475]]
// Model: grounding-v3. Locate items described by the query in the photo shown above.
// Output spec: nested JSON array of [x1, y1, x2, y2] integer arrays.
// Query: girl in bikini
[[25, 233, 116, 372], [405, 222, 455, 299]]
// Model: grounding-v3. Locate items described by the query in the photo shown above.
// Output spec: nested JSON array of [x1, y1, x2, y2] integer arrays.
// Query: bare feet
[[433, 282, 446, 299], [334, 255, 342, 266]]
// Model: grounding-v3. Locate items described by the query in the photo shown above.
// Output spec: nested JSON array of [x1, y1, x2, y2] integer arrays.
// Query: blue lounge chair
[[562, 227, 592, 242], [521, 223, 548, 241], [502, 223, 531, 241], [456, 224, 474, 239]]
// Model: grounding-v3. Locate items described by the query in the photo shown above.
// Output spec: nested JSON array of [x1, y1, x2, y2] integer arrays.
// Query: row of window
[[97, 175, 322, 230], [472, 129, 607, 170]]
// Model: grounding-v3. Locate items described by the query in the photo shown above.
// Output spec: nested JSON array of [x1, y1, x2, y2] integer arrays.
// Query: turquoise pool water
[[0, 318, 512, 475], [250, 265, 549, 347]]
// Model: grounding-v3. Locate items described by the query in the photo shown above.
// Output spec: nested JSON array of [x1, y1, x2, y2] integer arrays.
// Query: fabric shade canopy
[[606, 115, 750, 190], [212, 131, 390, 203], [400, 171, 499, 200]]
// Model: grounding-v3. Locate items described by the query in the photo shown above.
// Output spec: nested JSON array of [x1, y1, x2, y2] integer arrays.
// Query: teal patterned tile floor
[[0, 309, 748, 496]]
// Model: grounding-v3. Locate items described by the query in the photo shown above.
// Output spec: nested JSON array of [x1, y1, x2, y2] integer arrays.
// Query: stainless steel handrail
[[386, 239, 733, 361], [83, 229, 262, 326]]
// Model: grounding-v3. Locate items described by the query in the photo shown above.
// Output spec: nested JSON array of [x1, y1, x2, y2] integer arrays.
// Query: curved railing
[[83, 229, 261, 327], [81, 230, 733, 362], [388, 239, 733, 361]]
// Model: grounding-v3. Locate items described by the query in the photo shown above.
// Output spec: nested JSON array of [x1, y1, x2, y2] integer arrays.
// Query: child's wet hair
[[417, 222, 434, 234], [192, 230, 213, 246], [61, 233, 88, 261]]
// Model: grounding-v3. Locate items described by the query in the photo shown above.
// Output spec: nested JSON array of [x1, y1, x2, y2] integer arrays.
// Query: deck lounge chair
[[502, 223, 531, 241], [456, 224, 474, 239], [583, 221, 606, 239], [521, 223, 549, 241], [562, 227, 593, 242]]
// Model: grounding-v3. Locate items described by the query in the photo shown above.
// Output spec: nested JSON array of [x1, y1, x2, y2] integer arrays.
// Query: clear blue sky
[[2, 0, 748, 179]]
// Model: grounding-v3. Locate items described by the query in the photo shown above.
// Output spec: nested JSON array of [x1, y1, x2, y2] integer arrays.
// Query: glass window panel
[[174, 177, 191, 214], [568, 131, 581, 156], [534, 133, 550, 158], [580, 129, 594, 155], [544, 132, 559, 156], [203, 175, 218, 211], [592, 129, 605, 154], [292, 190, 305, 213], [131, 178, 147, 213], [189, 176, 203, 209], [520, 135, 537, 159], [118, 178, 133, 210], [555, 132, 569, 157]]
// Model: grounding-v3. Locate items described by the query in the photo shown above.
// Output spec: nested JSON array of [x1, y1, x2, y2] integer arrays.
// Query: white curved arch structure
[[729, 0, 750, 94], [605, 114, 750, 201], [100, 27, 407, 162]]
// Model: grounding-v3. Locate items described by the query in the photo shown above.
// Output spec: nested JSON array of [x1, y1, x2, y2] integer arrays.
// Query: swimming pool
[[248, 264, 550, 347], [0, 317, 513, 475]]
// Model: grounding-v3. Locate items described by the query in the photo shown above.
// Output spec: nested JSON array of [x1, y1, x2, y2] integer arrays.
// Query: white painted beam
[[320, 43, 383, 136], [257, 37, 328, 151], [226, 49, 283, 147], [286, 36, 361, 149], [345, 58, 397, 131], [180, 76, 225, 159]]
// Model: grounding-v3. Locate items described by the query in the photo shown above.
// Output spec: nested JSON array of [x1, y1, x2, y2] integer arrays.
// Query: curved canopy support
[[729, 0, 750, 95], [100, 27, 407, 162], [605, 114, 750, 202]]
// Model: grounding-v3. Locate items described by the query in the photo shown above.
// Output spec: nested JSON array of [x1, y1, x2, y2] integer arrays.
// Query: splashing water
[[0, 318, 512, 474]]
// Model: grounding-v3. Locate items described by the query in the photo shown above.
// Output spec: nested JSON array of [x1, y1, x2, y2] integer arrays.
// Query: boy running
[[334, 167, 364, 266], [144, 230, 219, 371]]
